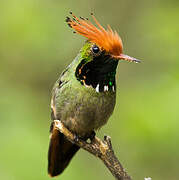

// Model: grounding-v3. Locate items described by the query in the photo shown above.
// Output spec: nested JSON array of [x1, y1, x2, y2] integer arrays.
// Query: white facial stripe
[[104, 85, 109, 92], [95, 84, 115, 92], [106, 86, 109, 91], [96, 84, 99, 92], [104, 86, 107, 91]]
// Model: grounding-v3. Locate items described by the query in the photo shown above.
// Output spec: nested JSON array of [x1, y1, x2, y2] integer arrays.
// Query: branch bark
[[54, 120, 132, 180]]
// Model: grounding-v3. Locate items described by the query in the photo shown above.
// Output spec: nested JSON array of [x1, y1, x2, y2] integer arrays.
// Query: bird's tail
[[48, 123, 80, 177]]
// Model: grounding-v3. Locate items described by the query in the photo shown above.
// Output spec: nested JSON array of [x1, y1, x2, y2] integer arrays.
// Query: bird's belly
[[56, 88, 116, 137]]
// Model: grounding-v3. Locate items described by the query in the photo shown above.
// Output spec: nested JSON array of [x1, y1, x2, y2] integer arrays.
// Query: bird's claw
[[89, 131, 96, 142], [73, 133, 80, 143]]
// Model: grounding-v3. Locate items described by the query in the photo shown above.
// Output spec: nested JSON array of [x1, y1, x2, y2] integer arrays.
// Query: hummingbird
[[48, 12, 140, 177]]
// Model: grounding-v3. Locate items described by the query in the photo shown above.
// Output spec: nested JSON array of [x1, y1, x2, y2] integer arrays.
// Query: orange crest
[[66, 12, 123, 57]]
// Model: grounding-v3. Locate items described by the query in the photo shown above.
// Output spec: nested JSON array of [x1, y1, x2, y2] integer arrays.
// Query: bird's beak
[[117, 54, 141, 63]]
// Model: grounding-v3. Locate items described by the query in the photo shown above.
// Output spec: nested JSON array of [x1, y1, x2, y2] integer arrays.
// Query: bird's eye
[[92, 45, 100, 54]]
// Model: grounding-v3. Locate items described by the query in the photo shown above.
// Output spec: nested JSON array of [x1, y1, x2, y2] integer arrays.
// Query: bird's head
[[66, 12, 141, 92]]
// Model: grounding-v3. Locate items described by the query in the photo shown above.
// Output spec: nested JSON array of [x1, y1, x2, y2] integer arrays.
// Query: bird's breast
[[53, 81, 116, 137]]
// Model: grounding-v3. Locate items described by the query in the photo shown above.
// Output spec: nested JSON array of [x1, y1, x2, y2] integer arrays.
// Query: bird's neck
[[75, 54, 118, 93]]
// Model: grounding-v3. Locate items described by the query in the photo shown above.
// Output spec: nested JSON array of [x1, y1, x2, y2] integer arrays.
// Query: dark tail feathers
[[48, 126, 80, 177]]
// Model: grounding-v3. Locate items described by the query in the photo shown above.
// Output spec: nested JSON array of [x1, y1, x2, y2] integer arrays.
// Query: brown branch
[[54, 120, 132, 180]]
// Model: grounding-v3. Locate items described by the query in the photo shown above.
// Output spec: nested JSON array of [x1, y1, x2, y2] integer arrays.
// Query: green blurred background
[[0, 0, 179, 179]]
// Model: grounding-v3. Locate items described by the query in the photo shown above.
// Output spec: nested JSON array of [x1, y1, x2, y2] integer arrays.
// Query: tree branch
[[54, 120, 132, 180]]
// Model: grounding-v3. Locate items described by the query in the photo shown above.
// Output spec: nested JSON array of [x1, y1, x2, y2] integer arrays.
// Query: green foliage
[[0, 0, 179, 179]]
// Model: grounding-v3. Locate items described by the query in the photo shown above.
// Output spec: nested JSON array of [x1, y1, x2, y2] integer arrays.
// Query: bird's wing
[[50, 65, 71, 120]]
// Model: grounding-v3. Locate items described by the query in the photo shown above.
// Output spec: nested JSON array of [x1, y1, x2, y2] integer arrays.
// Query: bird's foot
[[89, 131, 96, 143], [73, 133, 80, 143]]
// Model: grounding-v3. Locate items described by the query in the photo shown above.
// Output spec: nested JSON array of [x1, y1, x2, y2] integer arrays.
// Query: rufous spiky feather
[[66, 12, 123, 57]]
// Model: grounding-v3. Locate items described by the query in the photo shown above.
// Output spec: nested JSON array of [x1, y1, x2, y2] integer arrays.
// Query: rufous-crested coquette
[[48, 12, 140, 177]]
